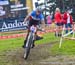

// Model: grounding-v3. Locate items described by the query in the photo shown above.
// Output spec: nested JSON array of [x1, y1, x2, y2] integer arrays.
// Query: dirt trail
[[1, 41, 75, 65]]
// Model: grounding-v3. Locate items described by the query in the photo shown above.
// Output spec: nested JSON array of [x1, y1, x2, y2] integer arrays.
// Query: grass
[[50, 35, 75, 56], [0, 32, 59, 65], [0, 32, 75, 55], [0, 30, 26, 36], [0, 32, 75, 65], [0, 37, 24, 52], [0, 33, 58, 52], [36, 33, 58, 45]]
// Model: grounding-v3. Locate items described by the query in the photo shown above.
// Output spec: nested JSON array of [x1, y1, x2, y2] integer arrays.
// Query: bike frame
[[26, 25, 36, 47]]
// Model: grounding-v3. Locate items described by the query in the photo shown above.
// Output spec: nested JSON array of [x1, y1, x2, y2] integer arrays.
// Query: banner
[[0, 6, 6, 16], [0, 0, 9, 5], [0, 10, 6, 16], [0, 18, 27, 32]]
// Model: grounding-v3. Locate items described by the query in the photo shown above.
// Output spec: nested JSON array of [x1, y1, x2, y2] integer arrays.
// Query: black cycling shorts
[[29, 19, 40, 26]]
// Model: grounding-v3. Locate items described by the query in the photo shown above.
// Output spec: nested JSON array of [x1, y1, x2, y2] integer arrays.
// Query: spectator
[[54, 8, 62, 37], [46, 13, 53, 28], [63, 10, 73, 34]]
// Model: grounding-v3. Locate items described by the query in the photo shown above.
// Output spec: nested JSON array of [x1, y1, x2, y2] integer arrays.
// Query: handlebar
[[23, 21, 46, 32]]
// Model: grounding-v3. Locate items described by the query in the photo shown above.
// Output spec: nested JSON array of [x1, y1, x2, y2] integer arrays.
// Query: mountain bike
[[23, 25, 37, 60]]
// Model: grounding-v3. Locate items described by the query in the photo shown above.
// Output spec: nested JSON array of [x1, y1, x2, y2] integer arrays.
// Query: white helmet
[[36, 7, 42, 13]]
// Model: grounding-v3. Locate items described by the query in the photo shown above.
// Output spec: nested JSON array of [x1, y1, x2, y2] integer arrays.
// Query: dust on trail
[[1, 41, 75, 65]]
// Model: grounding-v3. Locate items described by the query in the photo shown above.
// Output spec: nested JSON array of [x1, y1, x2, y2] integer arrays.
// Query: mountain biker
[[22, 8, 45, 48]]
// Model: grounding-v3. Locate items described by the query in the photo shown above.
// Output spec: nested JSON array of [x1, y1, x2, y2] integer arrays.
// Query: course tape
[[0, 32, 45, 40], [0, 33, 26, 39]]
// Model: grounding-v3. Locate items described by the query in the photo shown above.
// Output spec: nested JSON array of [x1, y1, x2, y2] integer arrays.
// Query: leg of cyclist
[[22, 19, 33, 48], [23, 25, 37, 48], [22, 19, 39, 48], [23, 19, 35, 48], [23, 28, 30, 48]]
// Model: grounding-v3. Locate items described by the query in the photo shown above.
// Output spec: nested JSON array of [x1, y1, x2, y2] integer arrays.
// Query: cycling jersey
[[29, 11, 44, 21]]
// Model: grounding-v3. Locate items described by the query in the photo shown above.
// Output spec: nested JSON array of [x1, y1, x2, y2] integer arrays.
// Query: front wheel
[[24, 47, 30, 59], [24, 32, 33, 60]]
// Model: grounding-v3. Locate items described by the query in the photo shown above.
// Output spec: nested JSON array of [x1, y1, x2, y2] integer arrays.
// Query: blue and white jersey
[[29, 11, 44, 21]]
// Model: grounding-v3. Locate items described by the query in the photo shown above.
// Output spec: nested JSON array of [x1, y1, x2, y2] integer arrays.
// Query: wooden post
[[59, 25, 65, 48]]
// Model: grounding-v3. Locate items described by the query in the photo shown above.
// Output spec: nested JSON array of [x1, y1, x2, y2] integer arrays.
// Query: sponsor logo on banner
[[0, 19, 27, 32], [0, 0, 9, 5]]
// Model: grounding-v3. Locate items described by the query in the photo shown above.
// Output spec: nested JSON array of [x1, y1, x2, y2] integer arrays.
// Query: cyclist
[[22, 8, 45, 48]]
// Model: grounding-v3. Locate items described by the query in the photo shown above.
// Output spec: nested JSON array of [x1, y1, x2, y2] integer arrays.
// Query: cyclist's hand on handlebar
[[42, 28, 47, 33], [41, 28, 45, 31]]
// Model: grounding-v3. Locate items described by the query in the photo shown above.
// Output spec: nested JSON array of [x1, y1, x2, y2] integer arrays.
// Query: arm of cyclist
[[24, 15, 30, 23], [23, 11, 35, 23]]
